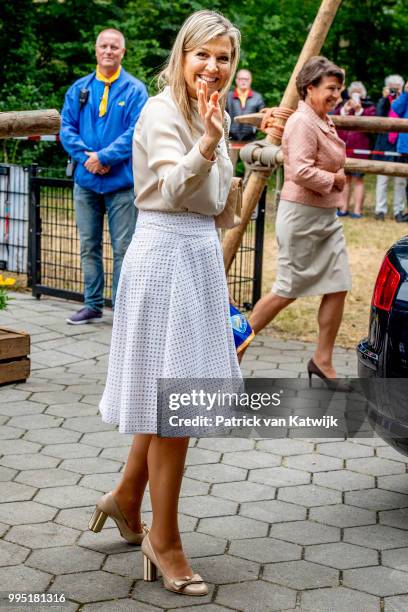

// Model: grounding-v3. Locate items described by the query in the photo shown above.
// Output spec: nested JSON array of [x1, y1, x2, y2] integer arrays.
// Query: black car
[[357, 235, 408, 455]]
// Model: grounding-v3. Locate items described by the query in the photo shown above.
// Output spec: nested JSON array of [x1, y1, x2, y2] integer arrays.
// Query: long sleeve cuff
[[322, 173, 336, 194], [77, 152, 88, 164], [97, 150, 108, 166], [183, 140, 217, 176]]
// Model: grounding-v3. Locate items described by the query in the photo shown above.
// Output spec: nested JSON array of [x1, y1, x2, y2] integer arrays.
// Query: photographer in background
[[374, 75, 407, 222], [335, 81, 376, 218]]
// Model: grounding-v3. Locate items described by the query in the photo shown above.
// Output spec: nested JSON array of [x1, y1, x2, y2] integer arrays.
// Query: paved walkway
[[0, 293, 407, 612]]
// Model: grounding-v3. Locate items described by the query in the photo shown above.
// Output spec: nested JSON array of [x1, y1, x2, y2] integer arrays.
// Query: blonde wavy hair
[[157, 10, 241, 131]]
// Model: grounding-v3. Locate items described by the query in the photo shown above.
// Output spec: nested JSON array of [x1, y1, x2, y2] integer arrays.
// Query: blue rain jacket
[[392, 92, 408, 153], [60, 69, 148, 194]]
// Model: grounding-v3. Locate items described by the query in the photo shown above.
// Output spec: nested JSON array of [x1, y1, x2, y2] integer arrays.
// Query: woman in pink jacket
[[248, 56, 351, 383]]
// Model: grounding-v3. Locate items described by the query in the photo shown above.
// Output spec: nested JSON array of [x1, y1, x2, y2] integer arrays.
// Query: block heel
[[143, 554, 157, 581], [88, 491, 149, 544], [88, 508, 108, 532], [141, 534, 208, 596]]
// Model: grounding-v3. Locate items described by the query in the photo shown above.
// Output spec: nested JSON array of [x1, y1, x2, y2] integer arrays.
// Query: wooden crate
[[0, 327, 30, 385]]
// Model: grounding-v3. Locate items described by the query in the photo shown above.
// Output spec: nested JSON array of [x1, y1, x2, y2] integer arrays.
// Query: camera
[[389, 88, 398, 98], [79, 88, 89, 106]]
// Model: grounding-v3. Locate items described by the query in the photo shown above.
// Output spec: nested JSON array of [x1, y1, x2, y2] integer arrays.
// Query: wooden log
[[234, 113, 264, 128], [0, 109, 60, 139], [235, 112, 408, 134], [345, 158, 408, 177], [333, 115, 408, 133], [244, 143, 408, 177], [223, 0, 343, 273]]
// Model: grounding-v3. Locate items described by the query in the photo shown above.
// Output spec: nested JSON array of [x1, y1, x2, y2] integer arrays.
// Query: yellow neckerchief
[[237, 87, 250, 109], [95, 65, 122, 117]]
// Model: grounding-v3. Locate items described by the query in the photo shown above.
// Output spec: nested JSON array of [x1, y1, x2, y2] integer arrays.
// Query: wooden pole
[[234, 113, 271, 128], [234, 112, 408, 134], [345, 158, 408, 177], [245, 143, 408, 177], [223, 0, 343, 272], [0, 110, 61, 139], [333, 115, 408, 133], [241, 137, 408, 178]]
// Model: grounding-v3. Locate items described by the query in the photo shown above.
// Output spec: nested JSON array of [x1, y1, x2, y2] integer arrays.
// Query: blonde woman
[[90, 11, 241, 596]]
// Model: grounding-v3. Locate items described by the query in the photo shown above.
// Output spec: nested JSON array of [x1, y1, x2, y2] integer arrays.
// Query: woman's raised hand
[[197, 79, 223, 145]]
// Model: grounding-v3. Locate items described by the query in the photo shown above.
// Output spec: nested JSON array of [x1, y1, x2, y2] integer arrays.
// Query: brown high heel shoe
[[88, 491, 148, 544], [142, 534, 208, 596], [307, 358, 351, 393]]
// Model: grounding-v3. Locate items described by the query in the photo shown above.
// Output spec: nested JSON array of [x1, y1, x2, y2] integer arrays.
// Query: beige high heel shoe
[[88, 491, 148, 545], [142, 534, 208, 596]]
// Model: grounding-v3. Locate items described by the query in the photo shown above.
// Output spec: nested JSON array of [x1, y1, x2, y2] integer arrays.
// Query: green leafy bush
[[1, 0, 407, 167], [0, 288, 10, 311]]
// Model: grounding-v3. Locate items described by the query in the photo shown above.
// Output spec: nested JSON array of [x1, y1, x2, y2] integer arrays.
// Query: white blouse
[[132, 86, 233, 216]]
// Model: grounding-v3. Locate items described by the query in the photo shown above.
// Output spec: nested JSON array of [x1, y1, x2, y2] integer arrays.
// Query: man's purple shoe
[[66, 307, 103, 325]]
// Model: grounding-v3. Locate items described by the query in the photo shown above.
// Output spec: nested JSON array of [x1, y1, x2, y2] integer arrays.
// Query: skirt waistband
[[279, 199, 337, 216], [136, 210, 216, 235]]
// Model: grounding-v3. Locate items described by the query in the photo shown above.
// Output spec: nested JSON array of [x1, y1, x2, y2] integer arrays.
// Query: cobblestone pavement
[[0, 293, 408, 612]]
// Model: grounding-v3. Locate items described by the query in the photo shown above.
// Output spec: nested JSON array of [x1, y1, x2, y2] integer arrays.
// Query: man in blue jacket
[[392, 80, 408, 211], [60, 28, 148, 324]]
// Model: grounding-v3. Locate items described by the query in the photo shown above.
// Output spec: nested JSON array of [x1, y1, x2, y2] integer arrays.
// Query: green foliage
[[226, 0, 321, 106], [0, 288, 10, 311], [1, 0, 407, 167], [324, 0, 408, 99]]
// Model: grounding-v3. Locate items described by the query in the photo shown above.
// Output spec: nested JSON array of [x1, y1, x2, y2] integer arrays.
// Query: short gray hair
[[237, 69, 252, 78], [385, 74, 404, 88], [96, 29, 125, 49], [348, 81, 367, 98]]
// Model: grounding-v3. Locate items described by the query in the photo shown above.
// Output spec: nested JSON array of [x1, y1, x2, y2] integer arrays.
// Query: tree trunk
[[222, 0, 343, 273]]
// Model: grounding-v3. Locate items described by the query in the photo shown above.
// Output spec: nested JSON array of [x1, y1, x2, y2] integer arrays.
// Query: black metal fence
[[226, 188, 266, 309], [1, 164, 265, 310], [0, 164, 30, 274], [28, 166, 114, 305]]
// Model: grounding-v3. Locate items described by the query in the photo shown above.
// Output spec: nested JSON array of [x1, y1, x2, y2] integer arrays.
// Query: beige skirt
[[272, 199, 351, 298]]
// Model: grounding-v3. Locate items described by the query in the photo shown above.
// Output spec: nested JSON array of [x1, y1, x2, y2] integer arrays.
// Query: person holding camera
[[60, 29, 148, 324], [374, 75, 407, 222], [335, 81, 375, 218]]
